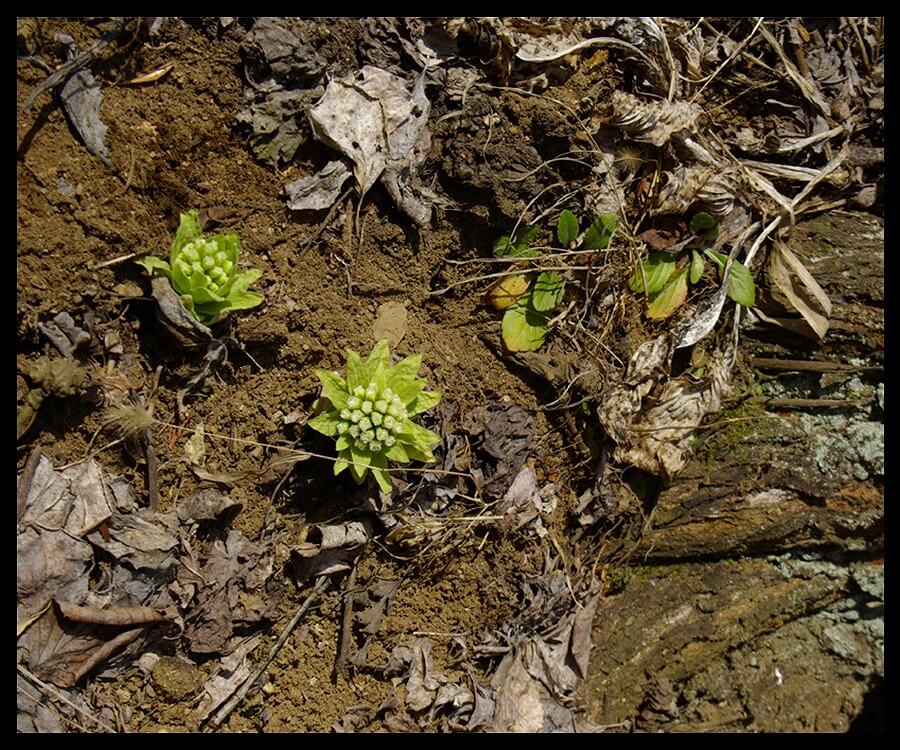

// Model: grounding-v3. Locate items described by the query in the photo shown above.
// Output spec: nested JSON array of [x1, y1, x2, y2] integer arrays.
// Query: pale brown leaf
[[766, 239, 833, 340]]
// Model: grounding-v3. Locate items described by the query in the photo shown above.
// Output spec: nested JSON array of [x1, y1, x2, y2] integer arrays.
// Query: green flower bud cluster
[[174, 238, 235, 296], [337, 382, 408, 454]]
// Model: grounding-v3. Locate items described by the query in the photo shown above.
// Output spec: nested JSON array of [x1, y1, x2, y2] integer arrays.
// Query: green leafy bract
[[136, 210, 264, 325], [689, 250, 705, 285], [309, 340, 441, 494], [646, 268, 689, 319], [627, 252, 676, 294]]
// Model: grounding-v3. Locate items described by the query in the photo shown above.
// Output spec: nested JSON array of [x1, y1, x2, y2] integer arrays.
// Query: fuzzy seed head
[[103, 400, 154, 439]]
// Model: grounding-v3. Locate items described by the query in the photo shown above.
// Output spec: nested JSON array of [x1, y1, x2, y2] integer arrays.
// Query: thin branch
[[17, 664, 118, 733]]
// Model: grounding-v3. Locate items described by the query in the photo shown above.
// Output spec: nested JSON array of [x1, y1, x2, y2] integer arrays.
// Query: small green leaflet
[[704, 250, 756, 307], [583, 214, 618, 250], [494, 226, 542, 258], [556, 210, 579, 247], [531, 271, 564, 312], [689, 250, 705, 285], [501, 299, 548, 351], [689, 211, 716, 234], [627, 252, 676, 294], [646, 268, 689, 319]]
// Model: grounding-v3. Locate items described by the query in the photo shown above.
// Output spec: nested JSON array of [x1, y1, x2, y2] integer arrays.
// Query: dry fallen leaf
[[763, 239, 833, 340]]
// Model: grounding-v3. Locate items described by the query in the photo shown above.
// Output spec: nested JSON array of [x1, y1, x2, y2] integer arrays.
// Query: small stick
[[17, 663, 118, 733], [205, 576, 329, 732], [92, 252, 137, 269], [333, 563, 358, 679], [752, 396, 869, 410], [751, 357, 883, 374], [144, 427, 159, 511]]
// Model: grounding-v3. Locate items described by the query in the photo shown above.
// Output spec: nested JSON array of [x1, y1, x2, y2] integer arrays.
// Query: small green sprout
[[628, 211, 755, 319], [307, 340, 441, 493], [137, 210, 264, 325], [492, 211, 618, 351]]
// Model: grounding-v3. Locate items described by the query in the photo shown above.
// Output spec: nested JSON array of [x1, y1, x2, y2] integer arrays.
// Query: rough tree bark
[[583, 212, 884, 732]]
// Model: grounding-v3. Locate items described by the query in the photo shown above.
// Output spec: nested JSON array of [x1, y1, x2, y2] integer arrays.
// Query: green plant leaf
[[628, 252, 676, 294], [400, 421, 440, 455], [704, 250, 756, 306], [385, 441, 410, 462], [557, 210, 579, 247], [689, 250, 705, 285], [334, 455, 349, 475], [345, 350, 369, 390], [726, 260, 756, 306], [583, 214, 618, 250], [369, 453, 392, 493], [646, 268, 689, 319], [169, 210, 202, 263], [388, 354, 423, 404], [403, 444, 435, 463], [225, 289, 265, 312], [367, 339, 391, 368], [307, 411, 343, 437], [531, 271, 565, 312], [136, 256, 171, 277], [392, 379, 425, 408], [348, 444, 372, 482], [408, 390, 441, 416], [501, 299, 548, 351], [690, 212, 716, 234], [494, 226, 542, 258], [316, 370, 349, 409]]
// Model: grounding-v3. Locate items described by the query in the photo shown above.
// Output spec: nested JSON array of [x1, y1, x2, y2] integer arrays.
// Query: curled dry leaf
[[37, 311, 98, 358], [651, 164, 737, 218], [56, 35, 110, 166], [597, 329, 740, 478], [760, 239, 833, 340], [87, 510, 179, 573], [18, 456, 115, 625], [183, 529, 275, 655], [292, 521, 369, 582], [150, 277, 214, 349], [463, 402, 534, 499], [606, 337, 737, 479], [18, 599, 166, 688], [611, 90, 702, 147], [195, 635, 261, 722], [284, 159, 352, 211], [177, 487, 243, 526]]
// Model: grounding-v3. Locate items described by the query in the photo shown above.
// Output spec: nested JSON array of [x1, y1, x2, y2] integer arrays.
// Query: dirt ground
[[17, 18, 883, 733]]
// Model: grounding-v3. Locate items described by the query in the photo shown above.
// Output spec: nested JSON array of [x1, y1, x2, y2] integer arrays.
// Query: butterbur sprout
[[137, 209, 264, 325], [307, 339, 441, 493]]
